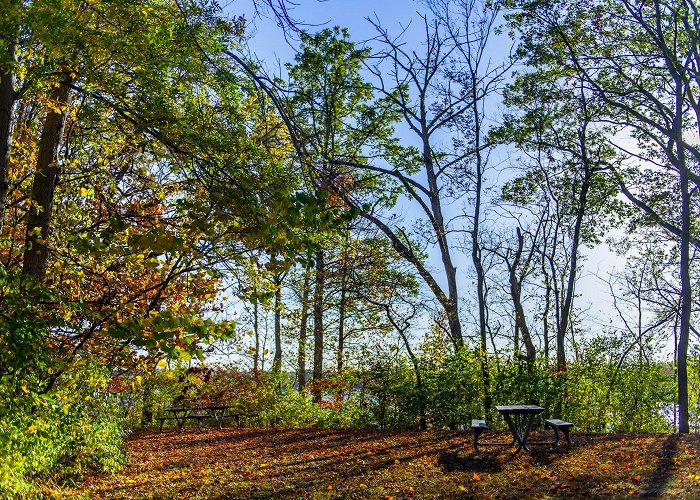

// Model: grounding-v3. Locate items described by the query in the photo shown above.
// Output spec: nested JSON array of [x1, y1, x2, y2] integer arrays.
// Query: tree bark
[[337, 285, 346, 373], [556, 122, 592, 371], [541, 249, 551, 361], [675, 81, 691, 434], [508, 229, 535, 362], [253, 298, 260, 379], [312, 248, 325, 403], [297, 267, 311, 392], [23, 76, 73, 281], [273, 274, 283, 375], [0, 40, 17, 233], [469, 63, 491, 416]]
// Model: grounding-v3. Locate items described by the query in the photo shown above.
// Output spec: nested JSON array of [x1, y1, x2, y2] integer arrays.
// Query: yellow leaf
[[21, 385, 29, 394], [472, 472, 481, 481]]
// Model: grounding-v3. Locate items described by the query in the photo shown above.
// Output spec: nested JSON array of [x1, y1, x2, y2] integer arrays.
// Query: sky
[[234, 0, 425, 51], [214, 0, 675, 361]]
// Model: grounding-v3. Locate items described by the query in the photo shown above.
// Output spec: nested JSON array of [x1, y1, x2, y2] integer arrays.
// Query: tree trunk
[[541, 256, 551, 361], [273, 274, 282, 376], [253, 298, 260, 380], [337, 285, 346, 373], [675, 82, 691, 434], [141, 360, 156, 426], [510, 228, 536, 363], [335, 283, 347, 404], [23, 76, 72, 281], [557, 131, 592, 371], [470, 74, 491, 417], [297, 267, 311, 392], [0, 40, 17, 233], [312, 249, 325, 403], [422, 133, 463, 347]]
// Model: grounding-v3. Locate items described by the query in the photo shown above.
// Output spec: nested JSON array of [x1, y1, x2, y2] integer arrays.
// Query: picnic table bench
[[543, 418, 573, 447], [158, 406, 244, 432]]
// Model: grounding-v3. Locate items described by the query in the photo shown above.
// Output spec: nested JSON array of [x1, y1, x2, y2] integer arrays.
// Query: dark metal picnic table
[[161, 405, 241, 431], [495, 405, 545, 453]]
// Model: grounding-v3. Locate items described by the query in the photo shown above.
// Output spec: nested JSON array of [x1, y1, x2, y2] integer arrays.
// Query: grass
[[49, 426, 700, 498]]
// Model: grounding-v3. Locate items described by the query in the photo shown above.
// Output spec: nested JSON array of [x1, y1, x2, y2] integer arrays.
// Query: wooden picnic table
[[159, 405, 243, 432]]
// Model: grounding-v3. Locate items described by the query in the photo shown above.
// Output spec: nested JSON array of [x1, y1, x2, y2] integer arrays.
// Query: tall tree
[[365, 15, 468, 347], [506, 0, 700, 432], [1, 0, 316, 401], [284, 27, 398, 399], [495, 69, 621, 370], [428, 0, 513, 413]]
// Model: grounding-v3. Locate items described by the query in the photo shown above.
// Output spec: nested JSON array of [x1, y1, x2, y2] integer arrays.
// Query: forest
[[0, 0, 699, 496]]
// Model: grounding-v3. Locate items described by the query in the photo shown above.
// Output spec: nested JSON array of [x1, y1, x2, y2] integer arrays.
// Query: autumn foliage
[[53, 427, 700, 498]]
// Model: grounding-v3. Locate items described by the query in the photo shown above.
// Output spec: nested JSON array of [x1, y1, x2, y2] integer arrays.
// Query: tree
[[506, 0, 700, 432], [364, 15, 468, 347], [284, 27, 397, 400], [0, 0, 311, 407], [495, 67, 621, 369], [427, 0, 514, 414], [483, 224, 541, 363]]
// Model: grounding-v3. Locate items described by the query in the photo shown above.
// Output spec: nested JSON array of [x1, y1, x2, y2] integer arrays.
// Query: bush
[[351, 342, 679, 433], [131, 365, 376, 431], [0, 361, 126, 496], [421, 349, 485, 429], [116, 341, 689, 439], [561, 336, 675, 432]]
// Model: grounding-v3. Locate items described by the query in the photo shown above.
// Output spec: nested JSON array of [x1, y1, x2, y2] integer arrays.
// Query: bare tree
[[361, 15, 468, 347], [428, 0, 513, 412]]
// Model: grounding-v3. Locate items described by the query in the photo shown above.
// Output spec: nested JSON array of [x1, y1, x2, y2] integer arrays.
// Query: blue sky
[[231, 0, 428, 63], [216, 0, 674, 360]]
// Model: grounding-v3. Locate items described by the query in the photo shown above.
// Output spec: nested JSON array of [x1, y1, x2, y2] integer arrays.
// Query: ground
[[52, 427, 700, 498]]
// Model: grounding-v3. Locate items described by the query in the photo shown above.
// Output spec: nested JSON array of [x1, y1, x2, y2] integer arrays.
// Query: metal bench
[[471, 419, 487, 451], [544, 418, 573, 448]]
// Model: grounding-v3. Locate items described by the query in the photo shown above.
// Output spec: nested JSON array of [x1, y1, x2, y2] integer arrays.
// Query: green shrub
[[0, 361, 126, 496], [420, 349, 485, 428]]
